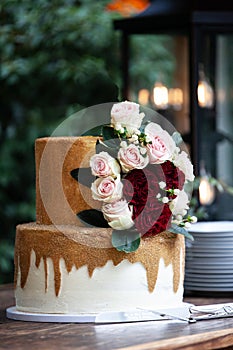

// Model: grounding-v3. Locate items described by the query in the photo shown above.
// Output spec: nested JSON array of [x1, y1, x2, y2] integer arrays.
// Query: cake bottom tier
[[14, 223, 185, 314]]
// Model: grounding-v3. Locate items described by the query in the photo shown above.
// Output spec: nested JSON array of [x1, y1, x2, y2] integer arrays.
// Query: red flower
[[162, 161, 185, 199], [135, 202, 172, 237], [123, 163, 184, 237]]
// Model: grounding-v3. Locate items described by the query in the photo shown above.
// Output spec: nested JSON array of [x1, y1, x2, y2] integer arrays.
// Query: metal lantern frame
[[113, 2, 233, 177]]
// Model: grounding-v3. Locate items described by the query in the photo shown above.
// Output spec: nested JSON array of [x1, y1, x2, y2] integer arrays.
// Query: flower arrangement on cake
[[71, 101, 197, 252]]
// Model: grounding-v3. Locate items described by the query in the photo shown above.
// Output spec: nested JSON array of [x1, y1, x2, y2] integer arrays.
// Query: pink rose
[[118, 144, 149, 172], [102, 199, 134, 230], [90, 151, 120, 177], [91, 175, 123, 203], [111, 101, 145, 134], [145, 122, 176, 164]]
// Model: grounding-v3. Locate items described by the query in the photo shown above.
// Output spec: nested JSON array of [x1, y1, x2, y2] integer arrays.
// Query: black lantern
[[114, 0, 233, 220]]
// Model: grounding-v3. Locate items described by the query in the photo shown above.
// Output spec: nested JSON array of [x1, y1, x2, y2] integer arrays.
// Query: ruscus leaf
[[77, 209, 109, 228], [70, 168, 95, 188]]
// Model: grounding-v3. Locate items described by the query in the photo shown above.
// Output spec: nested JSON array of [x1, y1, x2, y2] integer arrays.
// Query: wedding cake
[[14, 101, 195, 315]]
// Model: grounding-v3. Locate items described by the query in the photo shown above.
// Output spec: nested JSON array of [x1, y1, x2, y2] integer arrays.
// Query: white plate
[[187, 245, 233, 250], [185, 260, 233, 273], [185, 276, 233, 283], [189, 221, 233, 233], [185, 268, 233, 273], [185, 272, 233, 279], [185, 252, 233, 258], [184, 285, 233, 292], [186, 253, 233, 267], [184, 282, 233, 288]]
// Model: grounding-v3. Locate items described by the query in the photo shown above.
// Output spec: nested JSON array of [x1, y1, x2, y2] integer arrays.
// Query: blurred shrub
[[0, 0, 174, 283]]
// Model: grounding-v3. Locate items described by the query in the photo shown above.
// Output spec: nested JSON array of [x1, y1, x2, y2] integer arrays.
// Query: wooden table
[[1, 284, 233, 350]]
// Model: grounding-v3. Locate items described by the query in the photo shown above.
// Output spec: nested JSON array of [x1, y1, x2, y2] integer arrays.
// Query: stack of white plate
[[185, 221, 233, 293]]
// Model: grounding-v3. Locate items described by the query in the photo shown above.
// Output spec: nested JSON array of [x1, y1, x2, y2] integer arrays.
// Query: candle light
[[138, 89, 150, 105], [197, 69, 214, 108], [168, 88, 183, 110], [199, 177, 215, 205], [153, 82, 168, 109], [199, 161, 215, 206]]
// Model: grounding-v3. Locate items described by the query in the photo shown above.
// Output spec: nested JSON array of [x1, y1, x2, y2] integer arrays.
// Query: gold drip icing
[[14, 223, 185, 296]]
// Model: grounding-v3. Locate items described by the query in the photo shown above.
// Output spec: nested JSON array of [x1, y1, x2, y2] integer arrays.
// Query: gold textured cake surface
[[35, 136, 100, 225], [15, 223, 185, 296]]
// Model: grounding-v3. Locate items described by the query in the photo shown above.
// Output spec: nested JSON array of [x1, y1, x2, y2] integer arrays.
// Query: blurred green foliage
[[0, 0, 175, 284]]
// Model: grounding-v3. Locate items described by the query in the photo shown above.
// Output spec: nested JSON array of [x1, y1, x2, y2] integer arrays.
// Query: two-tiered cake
[[14, 101, 195, 314]]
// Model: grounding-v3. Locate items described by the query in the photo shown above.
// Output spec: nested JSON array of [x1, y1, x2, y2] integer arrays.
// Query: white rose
[[173, 151, 195, 182], [102, 199, 134, 230], [91, 175, 123, 203], [118, 143, 149, 172], [145, 122, 177, 164], [111, 101, 145, 135], [90, 151, 120, 177], [169, 189, 190, 216]]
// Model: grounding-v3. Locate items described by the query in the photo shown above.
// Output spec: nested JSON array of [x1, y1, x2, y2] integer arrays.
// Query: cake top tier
[[36, 136, 100, 226]]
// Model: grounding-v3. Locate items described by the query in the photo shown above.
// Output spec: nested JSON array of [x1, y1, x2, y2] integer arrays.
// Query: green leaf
[[111, 229, 141, 253], [96, 139, 119, 159], [82, 125, 104, 136], [70, 168, 95, 188], [77, 209, 109, 228], [172, 131, 183, 146], [169, 224, 194, 241], [102, 125, 116, 140], [102, 125, 121, 148]]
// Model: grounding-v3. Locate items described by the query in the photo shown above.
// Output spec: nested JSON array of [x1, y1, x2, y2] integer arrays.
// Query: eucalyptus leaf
[[169, 224, 194, 241], [111, 229, 141, 253], [70, 168, 95, 188], [77, 209, 109, 228], [172, 131, 183, 146]]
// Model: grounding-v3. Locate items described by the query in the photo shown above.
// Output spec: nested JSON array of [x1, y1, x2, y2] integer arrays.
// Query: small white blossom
[[115, 122, 122, 131], [159, 181, 166, 189], [120, 141, 128, 148], [172, 219, 180, 225], [156, 193, 161, 199], [129, 134, 139, 143], [162, 197, 169, 203], [184, 222, 191, 228], [176, 214, 183, 222], [140, 147, 147, 155], [145, 135, 152, 143], [190, 216, 197, 223]]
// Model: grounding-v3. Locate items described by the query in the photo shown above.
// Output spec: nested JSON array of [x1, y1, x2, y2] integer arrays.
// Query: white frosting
[[15, 249, 184, 314]]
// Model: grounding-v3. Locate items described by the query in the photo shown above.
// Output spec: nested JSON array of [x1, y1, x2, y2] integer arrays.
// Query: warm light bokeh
[[106, 0, 150, 16]]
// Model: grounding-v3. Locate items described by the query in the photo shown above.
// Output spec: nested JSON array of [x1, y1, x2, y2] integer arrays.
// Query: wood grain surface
[[1, 284, 233, 350]]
